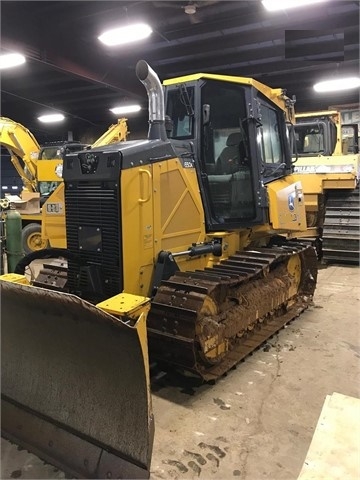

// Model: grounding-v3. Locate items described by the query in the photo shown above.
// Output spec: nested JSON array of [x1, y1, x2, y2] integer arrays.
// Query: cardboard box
[[6, 192, 41, 215]]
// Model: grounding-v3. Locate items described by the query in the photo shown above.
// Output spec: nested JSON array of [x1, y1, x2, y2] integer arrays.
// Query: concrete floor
[[1, 265, 360, 479]]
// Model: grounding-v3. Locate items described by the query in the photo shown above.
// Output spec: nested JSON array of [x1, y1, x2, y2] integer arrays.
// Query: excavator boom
[[0, 116, 40, 191], [91, 118, 129, 148]]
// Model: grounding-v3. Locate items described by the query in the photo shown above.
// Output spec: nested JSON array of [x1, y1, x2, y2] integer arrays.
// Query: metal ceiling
[[1, 0, 359, 143]]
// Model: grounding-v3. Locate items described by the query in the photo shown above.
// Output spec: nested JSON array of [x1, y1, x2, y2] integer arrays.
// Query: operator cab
[[165, 77, 292, 230], [38, 141, 89, 160], [293, 116, 337, 157], [38, 141, 89, 199], [293, 115, 359, 157]]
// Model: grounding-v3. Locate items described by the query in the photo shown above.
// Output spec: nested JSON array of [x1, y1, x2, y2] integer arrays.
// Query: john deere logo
[[288, 193, 295, 211]]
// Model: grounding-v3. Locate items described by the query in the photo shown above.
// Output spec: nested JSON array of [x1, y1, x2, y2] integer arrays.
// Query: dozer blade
[[1, 281, 154, 479]]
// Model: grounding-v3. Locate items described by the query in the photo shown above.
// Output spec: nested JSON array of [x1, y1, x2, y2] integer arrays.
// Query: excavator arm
[[0, 117, 40, 192], [90, 118, 129, 148]]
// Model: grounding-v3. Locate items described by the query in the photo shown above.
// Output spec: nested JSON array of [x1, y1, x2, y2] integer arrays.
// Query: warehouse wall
[[0, 150, 23, 197]]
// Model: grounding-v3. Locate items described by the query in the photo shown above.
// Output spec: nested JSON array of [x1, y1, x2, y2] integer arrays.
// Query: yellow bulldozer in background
[[1, 61, 318, 478], [0, 117, 129, 255], [291, 110, 359, 263]]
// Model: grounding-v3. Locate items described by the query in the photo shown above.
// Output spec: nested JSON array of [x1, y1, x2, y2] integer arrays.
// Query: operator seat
[[216, 132, 245, 174]]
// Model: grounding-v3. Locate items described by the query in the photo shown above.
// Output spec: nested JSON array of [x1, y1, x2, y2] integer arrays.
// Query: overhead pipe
[[136, 60, 167, 141]]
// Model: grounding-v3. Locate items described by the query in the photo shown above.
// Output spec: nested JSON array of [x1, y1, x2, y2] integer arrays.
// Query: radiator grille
[[65, 180, 122, 300]]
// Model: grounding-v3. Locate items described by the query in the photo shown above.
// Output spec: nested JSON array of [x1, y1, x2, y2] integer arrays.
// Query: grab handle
[[138, 168, 152, 204]]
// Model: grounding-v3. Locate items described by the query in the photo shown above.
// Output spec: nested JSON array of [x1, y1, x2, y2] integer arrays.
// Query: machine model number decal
[[46, 203, 63, 214], [183, 160, 194, 168]]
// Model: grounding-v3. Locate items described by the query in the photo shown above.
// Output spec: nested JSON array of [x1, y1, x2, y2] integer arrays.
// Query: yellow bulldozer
[[0, 117, 129, 254], [1, 61, 318, 478], [291, 110, 359, 263]]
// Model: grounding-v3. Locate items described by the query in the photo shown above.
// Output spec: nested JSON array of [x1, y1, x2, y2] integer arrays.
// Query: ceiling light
[[98, 23, 152, 46], [185, 4, 197, 15], [262, 0, 327, 11], [110, 105, 141, 115], [314, 77, 360, 92], [0, 53, 26, 69], [38, 114, 65, 123]]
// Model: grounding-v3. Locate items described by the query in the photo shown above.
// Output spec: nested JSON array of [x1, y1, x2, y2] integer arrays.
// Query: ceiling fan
[[153, 1, 218, 24]]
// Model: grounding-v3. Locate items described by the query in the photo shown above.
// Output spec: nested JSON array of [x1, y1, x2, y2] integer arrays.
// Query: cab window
[[200, 80, 256, 222], [257, 102, 284, 165], [295, 124, 325, 154], [166, 87, 194, 139]]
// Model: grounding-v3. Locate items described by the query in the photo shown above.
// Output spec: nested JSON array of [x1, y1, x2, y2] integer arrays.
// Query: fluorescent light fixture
[[98, 23, 152, 46], [0, 53, 26, 69], [38, 114, 65, 123], [314, 77, 360, 92], [110, 104, 141, 115], [262, 0, 327, 11], [2, 186, 8, 190], [11, 186, 18, 190]]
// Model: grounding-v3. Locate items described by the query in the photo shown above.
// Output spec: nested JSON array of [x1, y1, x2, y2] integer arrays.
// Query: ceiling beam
[[1, 38, 143, 100]]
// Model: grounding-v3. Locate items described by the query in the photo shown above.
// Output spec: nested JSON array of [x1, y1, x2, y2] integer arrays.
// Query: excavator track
[[322, 187, 360, 264], [148, 243, 317, 381]]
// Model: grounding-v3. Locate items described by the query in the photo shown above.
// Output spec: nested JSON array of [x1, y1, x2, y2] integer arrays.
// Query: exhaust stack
[[136, 60, 167, 141]]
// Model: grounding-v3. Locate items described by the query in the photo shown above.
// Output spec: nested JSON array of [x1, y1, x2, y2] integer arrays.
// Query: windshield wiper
[[262, 162, 286, 178], [179, 85, 194, 117]]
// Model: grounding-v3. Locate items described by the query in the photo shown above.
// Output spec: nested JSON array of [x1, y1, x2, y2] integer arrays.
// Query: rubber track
[[148, 242, 317, 381], [322, 187, 360, 264]]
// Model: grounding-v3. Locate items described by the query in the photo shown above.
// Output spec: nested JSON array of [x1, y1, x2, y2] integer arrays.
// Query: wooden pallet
[[297, 392, 360, 479]]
